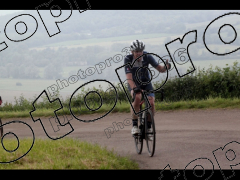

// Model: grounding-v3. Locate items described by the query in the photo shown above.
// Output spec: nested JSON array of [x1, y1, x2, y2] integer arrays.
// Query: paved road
[[1, 108, 240, 170]]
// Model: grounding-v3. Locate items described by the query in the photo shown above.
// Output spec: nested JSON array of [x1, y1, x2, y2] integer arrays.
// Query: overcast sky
[[0, 10, 24, 16]]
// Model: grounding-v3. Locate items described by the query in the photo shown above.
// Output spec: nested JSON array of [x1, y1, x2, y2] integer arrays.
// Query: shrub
[[1, 62, 239, 112], [153, 61, 240, 102]]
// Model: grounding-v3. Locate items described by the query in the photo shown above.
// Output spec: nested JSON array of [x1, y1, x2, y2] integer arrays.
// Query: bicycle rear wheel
[[0, 118, 3, 138], [133, 112, 143, 154], [145, 110, 156, 157]]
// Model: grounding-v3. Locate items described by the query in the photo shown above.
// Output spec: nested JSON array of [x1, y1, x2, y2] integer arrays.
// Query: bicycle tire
[[133, 109, 144, 154], [145, 110, 156, 157], [0, 118, 3, 138]]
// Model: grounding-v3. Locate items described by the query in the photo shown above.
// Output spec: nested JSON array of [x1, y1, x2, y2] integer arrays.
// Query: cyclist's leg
[[141, 83, 155, 128], [146, 94, 155, 128], [147, 94, 155, 115], [128, 84, 142, 127]]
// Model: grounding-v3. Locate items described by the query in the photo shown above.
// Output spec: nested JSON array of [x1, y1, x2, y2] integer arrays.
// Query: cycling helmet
[[130, 40, 145, 51]]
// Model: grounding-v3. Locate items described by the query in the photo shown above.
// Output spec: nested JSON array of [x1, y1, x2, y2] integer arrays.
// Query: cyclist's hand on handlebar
[[166, 59, 171, 70], [131, 87, 143, 103], [133, 87, 142, 94]]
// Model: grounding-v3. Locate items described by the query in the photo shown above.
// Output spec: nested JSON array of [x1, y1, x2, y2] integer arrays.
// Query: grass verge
[[0, 97, 240, 119], [0, 137, 139, 169], [154, 96, 240, 110]]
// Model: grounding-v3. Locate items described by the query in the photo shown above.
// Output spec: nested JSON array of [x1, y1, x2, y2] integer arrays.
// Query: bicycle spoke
[[133, 112, 143, 154], [145, 110, 156, 157], [134, 134, 143, 154]]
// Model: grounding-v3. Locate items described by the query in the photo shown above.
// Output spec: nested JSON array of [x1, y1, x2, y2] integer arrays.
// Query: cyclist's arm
[[155, 64, 168, 73], [147, 53, 170, 73], [124, 55, 138, 90], [149, 55, 169, 73], [126, 73, 137, 90]]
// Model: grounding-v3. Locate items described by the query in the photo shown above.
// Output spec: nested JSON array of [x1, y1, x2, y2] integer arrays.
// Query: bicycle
[[130, 90, 155, 157], [0, 96, 3, 137], [132, 88, 164, 157]]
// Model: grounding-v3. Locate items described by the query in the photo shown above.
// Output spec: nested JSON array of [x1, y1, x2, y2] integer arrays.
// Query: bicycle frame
[[132, 89, 156, 157]]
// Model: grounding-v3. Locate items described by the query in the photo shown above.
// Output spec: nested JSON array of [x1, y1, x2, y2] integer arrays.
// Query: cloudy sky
[[0, 10, 24, 16]]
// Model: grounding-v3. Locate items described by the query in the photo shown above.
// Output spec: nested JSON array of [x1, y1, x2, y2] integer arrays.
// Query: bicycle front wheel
[[145, 110, 156, 157], [133, 112, 143, 154], [133, 133, 143, 154], [0, 118, 3, 138]]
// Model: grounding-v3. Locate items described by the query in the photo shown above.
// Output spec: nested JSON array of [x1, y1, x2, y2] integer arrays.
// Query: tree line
[[0, 40, 240, 80], [0, 10, 234, 49]]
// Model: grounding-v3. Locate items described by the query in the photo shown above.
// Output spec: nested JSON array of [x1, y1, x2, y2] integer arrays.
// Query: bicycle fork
[[139, 112, 146, 139]]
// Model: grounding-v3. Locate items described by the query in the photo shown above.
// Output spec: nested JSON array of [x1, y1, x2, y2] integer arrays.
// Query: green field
[[0, 138, 139, 169], [1, 97, 240, 119], [23, 12, 240, 53], [30, 32, 181, 50], [185, 14, 240, 29]]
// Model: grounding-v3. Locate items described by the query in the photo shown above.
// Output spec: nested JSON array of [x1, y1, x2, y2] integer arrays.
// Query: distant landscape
[[0, 10, 240, 104]]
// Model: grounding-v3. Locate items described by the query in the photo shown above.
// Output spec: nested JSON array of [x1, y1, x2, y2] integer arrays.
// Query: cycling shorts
[[127, 83, 155, 97]]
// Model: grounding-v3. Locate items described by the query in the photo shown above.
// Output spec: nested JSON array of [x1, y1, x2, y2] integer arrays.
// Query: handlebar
[[132, 89, 145, 103]]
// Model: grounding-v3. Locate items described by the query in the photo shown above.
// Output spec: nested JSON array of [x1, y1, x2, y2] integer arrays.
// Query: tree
[[25, 65, 40, 79], [0, 67, 8, 78], [6, 63, 13, 78], [44, 63, 62, 79]]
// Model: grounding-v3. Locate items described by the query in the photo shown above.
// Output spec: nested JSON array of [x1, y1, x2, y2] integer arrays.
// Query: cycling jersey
[[124, 51, 159, 96]]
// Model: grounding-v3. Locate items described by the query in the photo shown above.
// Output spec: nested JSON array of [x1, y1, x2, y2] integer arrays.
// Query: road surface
[[1, 108, 240, 170]]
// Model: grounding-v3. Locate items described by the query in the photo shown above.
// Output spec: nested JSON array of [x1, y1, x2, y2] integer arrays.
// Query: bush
[[1, 62, 240, 112], [153, 61, 240, 102], [16, 82, 22, 86]]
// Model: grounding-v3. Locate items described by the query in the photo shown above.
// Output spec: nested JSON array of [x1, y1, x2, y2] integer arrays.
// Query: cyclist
[[124, 40, 171, 138]]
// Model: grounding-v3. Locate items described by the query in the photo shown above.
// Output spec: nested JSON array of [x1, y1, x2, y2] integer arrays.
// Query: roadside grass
[[0, 138, 139, 169], [0, 97, 240, 119], [155, 96, 240, 110]]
